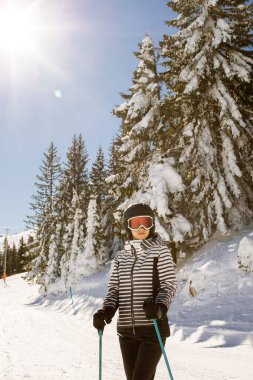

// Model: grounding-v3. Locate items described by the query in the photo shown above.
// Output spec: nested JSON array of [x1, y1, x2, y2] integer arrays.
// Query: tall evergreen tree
[[104, 139, 124, 256], [26, 142, 61, 228], [43, 206, 66, 291], [90, 146, 108, 202], [66, 192, 86, 288], [59, 134, 90, 289], [26, 142, 61, 283], [109, 34, 161, 206], [17, 236, 29, 273], [0, 250, 4, 275], [89, 146, 112, 258], [160, 0, 253, 245], [62, 134, 89, 206], [44, 224, 62, 292], [10, 243, 18, 274], [75, 196, 105, 279], [108, 35, 190, 244]]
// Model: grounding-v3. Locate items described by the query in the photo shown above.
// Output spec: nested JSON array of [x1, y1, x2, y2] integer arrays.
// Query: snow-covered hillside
[[38, 226, 253, 348], [0, 230, 34, 251], [1, 228, 253, 379]]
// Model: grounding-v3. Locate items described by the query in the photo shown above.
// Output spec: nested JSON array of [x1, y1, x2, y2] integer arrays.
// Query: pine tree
[[106, 137, 125, 254], [26, 142, 61, 283], [0, 250, 4, 275], [10, 244, 18, 274], [90, 146, 107, 202], [44, 225, 62, 292], [160, 0, 253, 245], [66, 192, 86, 288], [75, 196, 104, 279], [89, 146, 113, 258], [62, 134, 89, 206], [26, 142, 61, 228], [43, 209, 66, 292], [17, 236, 29, 273], [59, 134, 90, 289], [110, 34, 161, 206]]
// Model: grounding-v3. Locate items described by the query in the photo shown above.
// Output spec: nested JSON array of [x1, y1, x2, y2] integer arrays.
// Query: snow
[[184, 75, 198, 94], [1, 228, 253, 379], [238, 236, 253, 272], [211, 78, 245, 130], [0, 230, 34, 250], [212, 19, 232, 48], [131, 107, 156, 133], [170, 214, 192, 242]]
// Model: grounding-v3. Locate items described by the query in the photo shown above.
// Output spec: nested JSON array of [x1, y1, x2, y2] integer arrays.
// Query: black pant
[[119, 335, 165, 380]]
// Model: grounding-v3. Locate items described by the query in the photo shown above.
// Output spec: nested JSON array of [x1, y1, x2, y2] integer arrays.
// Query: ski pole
[[152, 319, 174, 380], [69, 286, 76, 311], [98, 330, 103, 380]]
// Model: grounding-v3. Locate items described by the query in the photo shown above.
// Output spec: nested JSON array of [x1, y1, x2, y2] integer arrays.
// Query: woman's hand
[[143, 298, 167, 320], [93, 307, 115, 331]]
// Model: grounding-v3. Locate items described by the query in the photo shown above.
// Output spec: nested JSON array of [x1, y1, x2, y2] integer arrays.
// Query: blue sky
[[0, 0, 176, 234]]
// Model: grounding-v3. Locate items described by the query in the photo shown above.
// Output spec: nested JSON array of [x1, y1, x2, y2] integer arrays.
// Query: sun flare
[[0, 5, 38, 54]]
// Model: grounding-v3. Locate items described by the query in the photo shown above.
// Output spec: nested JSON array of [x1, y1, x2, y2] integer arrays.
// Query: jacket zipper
[[130, 246, 137, 335]]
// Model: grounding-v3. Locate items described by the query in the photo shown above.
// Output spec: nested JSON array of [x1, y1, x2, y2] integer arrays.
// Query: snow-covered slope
[[170, 228, 253, 348], [1, 228, 253, 379], [37, 227, 253, 349], [0, 230, 34, 250]]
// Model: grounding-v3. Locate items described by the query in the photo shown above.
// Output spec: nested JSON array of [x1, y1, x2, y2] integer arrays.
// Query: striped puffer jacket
[[103, 234, 177, 335]]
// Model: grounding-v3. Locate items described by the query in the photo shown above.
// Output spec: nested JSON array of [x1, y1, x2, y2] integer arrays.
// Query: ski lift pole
[[98, 330, 103, 380], [3, 228, 9, 285], [152, 319, 174, 380]]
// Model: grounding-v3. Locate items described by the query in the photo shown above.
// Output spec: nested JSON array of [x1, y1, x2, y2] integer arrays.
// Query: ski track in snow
[[0, 274, 253, 380]]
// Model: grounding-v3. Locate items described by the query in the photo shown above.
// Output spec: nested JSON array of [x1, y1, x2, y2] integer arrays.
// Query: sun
[[0, 2, 69, 86], [0, 5, 38, 54]]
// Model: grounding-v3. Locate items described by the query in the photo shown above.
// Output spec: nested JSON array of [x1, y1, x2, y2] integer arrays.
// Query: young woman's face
[[131, 227, 150, 240]]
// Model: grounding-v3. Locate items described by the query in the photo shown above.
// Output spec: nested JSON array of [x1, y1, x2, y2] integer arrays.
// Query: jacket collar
[[140, 233, 165, 251], [125, 233, 165, 253]]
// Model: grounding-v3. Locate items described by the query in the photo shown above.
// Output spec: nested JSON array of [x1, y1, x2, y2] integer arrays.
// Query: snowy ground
[[1, 228, 253, 379]]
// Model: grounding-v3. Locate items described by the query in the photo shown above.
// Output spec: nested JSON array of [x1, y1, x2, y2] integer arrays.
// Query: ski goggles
[[127, 216, 154, 231]]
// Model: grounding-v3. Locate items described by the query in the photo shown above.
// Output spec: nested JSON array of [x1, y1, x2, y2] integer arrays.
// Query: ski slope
[[0, 274, 252, 380], [1, 227, 253, 380], [0, 228, 253, 380]]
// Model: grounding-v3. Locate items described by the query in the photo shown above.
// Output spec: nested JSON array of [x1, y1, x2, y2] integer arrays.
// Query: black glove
[[143, 298, 167, 320], [93, 307, 115, 331]]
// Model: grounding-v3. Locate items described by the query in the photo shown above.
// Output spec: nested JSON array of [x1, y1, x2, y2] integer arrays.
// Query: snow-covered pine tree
[[26, 142, 61, 228], [42, 196, 66, 291], [160, 0, 253, 245], [67, 196, 86, 288], [89, 146, 107, 202], [105, 137, 124, 255], [108, 34, 190, 245], [89, 146, 113, 258], [75, 196, 104, 279], [108, 34, 161, 207], [59, 134, 90, 289], [25, 142, 61, 283], [107, 35, 160, 215]]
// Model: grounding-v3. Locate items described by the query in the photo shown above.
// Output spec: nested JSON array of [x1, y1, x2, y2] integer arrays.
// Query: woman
[[93, 203, 177, 380]]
